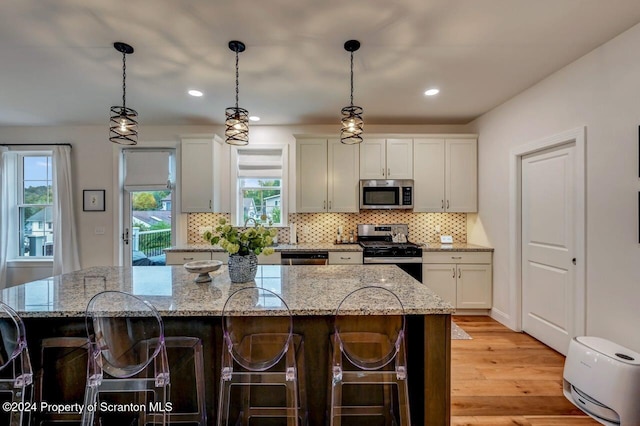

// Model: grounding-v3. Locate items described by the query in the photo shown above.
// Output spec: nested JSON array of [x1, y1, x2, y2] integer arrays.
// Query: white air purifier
[[563, 336, 640, 425]]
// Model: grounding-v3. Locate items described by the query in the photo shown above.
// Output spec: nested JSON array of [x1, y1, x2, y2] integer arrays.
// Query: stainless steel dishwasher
[[280, 251, 329, 265]]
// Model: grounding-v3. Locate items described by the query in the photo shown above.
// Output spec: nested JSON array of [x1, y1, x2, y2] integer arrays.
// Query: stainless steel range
[[358, 224, 423, 282]]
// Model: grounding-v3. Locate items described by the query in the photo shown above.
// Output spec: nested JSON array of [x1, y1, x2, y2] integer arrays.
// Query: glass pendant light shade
[[225, 40, 249, 146], [340, 40, 363, 145], [109, 42, 138, 145]]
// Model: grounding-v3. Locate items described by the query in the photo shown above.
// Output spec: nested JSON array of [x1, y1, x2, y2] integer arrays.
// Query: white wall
[[0, 123, 469, 285], [468, 22, 640, 351]]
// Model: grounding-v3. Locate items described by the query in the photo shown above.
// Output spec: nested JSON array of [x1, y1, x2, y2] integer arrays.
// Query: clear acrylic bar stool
[[329, 286, 411, 426], [0, 301, 33, 426], [218, 286, 307, 426], [81, 290, 171, 426]]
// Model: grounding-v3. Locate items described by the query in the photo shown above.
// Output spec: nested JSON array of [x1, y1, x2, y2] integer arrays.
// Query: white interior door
[[521, 143, 576, 355]]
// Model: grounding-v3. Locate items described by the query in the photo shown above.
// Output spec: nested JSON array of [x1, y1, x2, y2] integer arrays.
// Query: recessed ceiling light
[[249, 116, 260, 122], [188, 89, 203, 97], [424, 88, 440, 96]]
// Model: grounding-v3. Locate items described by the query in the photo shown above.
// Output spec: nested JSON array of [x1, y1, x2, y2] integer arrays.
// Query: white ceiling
[[2, 0, 640, 127]]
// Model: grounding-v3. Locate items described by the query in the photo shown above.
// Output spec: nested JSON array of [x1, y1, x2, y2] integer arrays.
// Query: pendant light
[[109, 42, 138, 145], [225, 40, 249, 146], [340, 40, 363, 145]]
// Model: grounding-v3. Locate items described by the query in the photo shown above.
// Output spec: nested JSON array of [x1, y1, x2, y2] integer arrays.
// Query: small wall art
[[83, 189, 105, 212]]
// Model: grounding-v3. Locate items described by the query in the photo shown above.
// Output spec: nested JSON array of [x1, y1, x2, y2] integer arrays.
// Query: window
[[17, 154, 54, 257], [232, 146, 288, 226], [239, 178, 282, 225]]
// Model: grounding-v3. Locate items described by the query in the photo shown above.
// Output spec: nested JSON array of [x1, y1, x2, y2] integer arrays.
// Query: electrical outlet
[[435, 224, 441, 233]]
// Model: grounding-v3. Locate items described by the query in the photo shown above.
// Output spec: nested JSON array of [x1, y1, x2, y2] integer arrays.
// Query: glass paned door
[[123, 190, 173, 266]]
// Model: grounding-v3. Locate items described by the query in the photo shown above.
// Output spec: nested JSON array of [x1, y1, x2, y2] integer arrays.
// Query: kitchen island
[[1, 264, 454, 425]]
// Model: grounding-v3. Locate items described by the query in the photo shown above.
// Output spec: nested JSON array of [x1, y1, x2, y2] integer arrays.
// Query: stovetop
[[359, 241, 421, 249], [357, 223, 422, 258]]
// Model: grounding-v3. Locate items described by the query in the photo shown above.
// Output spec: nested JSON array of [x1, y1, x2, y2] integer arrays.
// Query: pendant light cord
[[235, 48, 240, 110], [350, 51, 354, 107], [122, 51, 127, 109]]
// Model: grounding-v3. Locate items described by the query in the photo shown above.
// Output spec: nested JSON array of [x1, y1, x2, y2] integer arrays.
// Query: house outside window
[[232, 145, 288, 227], [17, 154, 54, 257], [240, 179, 282, 225]]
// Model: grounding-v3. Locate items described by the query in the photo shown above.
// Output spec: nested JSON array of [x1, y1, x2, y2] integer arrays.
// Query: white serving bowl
[[183, 259, 223, 283]]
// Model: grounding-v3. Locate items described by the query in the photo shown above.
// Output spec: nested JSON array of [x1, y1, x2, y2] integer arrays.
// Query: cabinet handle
[[329, 200, 332, 210], [452, 267, 456, 278], [340, 257, 351, 260], [458, 268, 461, 279], [382, 168, 385, 176], [183, 257, 194, 261], [451, 256, 462, 259], [441, 200, 444, 209], [387, 168, 391, 176], [209, 200, 212, 209], [446, 200, 449, 209], [324, 200, 326, 209]]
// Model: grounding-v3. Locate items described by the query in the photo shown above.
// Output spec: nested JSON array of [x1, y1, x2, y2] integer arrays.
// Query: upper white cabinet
[[359, 138, 413, 180], [296, 138, 359, 213], [180, 136, 229, 212], [413, 138, 477, 212]]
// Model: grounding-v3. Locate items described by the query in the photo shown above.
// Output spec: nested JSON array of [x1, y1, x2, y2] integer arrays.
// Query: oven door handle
[[363, 257, 422, 264]]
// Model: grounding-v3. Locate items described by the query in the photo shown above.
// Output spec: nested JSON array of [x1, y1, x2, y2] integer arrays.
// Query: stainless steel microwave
[[360, 179, 414, 210]]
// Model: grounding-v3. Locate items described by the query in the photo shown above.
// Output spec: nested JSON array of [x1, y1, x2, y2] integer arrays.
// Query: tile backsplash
[[187, 212, 466, 244]]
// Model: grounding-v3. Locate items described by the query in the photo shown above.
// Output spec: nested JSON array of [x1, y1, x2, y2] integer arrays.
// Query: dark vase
[[227, 253, 258, 283]]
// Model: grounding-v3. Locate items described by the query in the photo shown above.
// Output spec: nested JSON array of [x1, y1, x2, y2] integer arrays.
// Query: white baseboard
[[491, 307, 519, 331]]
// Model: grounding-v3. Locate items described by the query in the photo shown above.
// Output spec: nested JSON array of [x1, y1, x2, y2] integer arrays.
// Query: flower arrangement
[[203, 217, 277, 256]]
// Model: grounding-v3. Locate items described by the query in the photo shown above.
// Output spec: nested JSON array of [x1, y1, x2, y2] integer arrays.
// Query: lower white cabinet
[[166, 251, 212, 265], [328, 251, 363, 265], [422, 252, 492, 309], [167, 251, 280, 265]]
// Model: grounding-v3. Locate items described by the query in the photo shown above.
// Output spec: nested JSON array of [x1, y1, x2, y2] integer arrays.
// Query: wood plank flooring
[[450, 316, 600, 426]]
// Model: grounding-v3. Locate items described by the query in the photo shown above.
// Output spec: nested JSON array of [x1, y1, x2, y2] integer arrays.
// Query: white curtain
[[0, 147, 8, 287], [52, 146, 80, 275]]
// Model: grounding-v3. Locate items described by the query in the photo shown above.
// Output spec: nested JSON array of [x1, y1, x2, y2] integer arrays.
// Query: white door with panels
[[521, 143, 576, 355]]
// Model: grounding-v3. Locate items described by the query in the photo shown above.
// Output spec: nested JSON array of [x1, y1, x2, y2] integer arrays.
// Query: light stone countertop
[[165, 242, 492, 253], [165, 243, 363, 253], [1, 264, 453, 318]]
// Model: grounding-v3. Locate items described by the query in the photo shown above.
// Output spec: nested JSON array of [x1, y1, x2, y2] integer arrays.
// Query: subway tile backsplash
[[187, 212, 466, 245]]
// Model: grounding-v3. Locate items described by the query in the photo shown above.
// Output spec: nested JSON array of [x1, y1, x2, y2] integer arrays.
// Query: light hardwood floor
[[451, 316, 600, 426]]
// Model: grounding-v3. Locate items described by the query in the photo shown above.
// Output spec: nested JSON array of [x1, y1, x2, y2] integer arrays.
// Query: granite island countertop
[[1, 264, 453, 318]]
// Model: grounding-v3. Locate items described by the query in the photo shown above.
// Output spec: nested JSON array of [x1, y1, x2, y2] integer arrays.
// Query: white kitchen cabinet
[[166, 251, 212, 265], [258, 252, 281, 265], [180, 135, 229, 213], [422, 251, 492, 309], [328, 251, 363, 265], [413, 138, 477, 212], [359, 138, 413, 180], [296, 138, 359, 213], [167, 251, 279, 265]]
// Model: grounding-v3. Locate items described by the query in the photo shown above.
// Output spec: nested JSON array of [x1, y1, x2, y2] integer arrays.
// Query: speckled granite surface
[[1, 265, 453, 318], [165, 242, 492, 253], [421, 243, 493, 252], [165, 243, 363, 253]]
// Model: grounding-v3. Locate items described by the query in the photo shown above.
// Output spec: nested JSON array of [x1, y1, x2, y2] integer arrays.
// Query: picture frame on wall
[[83, 189, 105, 212]]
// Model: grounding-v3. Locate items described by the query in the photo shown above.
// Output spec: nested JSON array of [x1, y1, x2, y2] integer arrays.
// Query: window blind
[[236, 148, 283, 178], [123, 150, 172, 191]]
